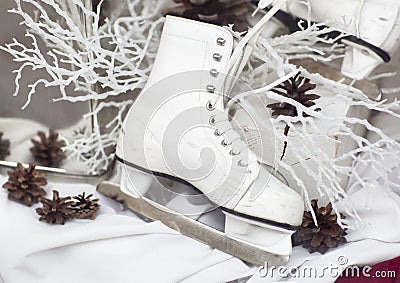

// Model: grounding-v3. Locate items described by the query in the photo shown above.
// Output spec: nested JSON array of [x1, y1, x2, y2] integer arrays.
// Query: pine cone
[[292, 199, 347, 254], [2, 163, 47, 206], [165, 0, 252, 31], [36, 190, 75, 225], [0, 132, 10, 160], [30, 129, 66, 167], [267, 72, 320, 159], [71, 192, 100, 220], [268, 72, 320, 118]]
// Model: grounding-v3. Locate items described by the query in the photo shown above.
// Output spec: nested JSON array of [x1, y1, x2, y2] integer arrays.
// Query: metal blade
[[97, 181, 289, 266]]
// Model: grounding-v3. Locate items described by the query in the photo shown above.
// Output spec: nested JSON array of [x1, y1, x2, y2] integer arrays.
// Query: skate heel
[[224, 212, 295, 257], [120, 165, 153, 198]]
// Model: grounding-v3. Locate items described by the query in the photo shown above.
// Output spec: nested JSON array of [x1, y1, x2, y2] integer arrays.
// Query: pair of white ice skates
[[99, 0, 400, 265]]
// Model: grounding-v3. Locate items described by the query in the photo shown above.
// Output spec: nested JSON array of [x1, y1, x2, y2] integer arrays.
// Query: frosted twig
[[1, 0, 164, 173]]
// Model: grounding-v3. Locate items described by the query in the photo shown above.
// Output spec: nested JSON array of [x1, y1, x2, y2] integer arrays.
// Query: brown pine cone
[[36, 190, 75, 225], [30, 129, 66, 167], [0, 132, 10, 160], [71, 192, 100, 220], [267, 72, 321, 159], [165, 0, 252, 31], [268, 72, 320, 118], [292, 199, 347, 254], [2, 162, 47, 206]]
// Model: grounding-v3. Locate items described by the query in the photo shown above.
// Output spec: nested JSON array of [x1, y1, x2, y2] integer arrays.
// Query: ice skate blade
[[97, 181, 290, 266], [120, 165, 153, 198], [224, 212, 294, 256]]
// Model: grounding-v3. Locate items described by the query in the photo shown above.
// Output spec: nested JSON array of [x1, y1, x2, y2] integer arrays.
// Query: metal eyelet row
[[206, 37, 225, 105], [214, 129, 231, 148], [210, 38, 224, 78], [210, 115, 246, 169], [209, 36, 249, 170], [213, 128, 232, 148]]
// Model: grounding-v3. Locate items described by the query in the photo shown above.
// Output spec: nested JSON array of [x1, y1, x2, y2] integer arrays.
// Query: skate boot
[[107, 1, 304, 266], [281, 0, 400, 79], [232, 0, 388, 202]]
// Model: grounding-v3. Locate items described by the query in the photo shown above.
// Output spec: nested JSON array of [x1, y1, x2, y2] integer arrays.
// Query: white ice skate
[[97, 1, 304, 266], [237, 0, 396, 200], [282, 0, 400, 79]]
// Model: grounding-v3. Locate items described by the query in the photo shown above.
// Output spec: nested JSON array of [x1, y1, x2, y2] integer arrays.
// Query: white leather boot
[[282, 0, 400, 79], [113, 1, 304, 265], [239, 0, 388, 202]]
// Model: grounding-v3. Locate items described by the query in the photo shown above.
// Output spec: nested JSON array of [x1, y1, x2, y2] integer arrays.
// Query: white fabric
[[0, 177, 255, 283]]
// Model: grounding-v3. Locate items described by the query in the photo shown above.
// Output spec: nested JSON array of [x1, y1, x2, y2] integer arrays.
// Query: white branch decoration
[[239, 24, 400, 227], [1, 0, 164, 173]]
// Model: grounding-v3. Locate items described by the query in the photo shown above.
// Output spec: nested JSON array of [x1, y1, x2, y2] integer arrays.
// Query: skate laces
[[355, 0, 365, 38], [203, 0, 288, 169], [227, 0, 287, 72], [205, 68, 296, 170], [226, 71, 297, 108], [205, 0, 287, 112], [210, 114, 253, 168]]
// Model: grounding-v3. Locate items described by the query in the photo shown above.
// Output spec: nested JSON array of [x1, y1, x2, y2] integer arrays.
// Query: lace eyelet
[[216, 37, 226, 46], [206, 85, 216, 93], [213, 53, 222, 62], [214, 129, 223, 136], [206, 101, 215, 111], [209, 116, 216, 125], [210, 69, 219, 77], [229, 149, 240, 156], [221, 139, 231, 147], [237, 160, 247, 167]]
